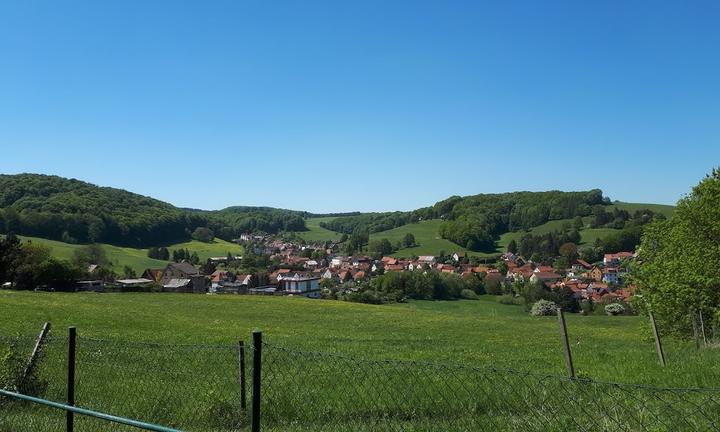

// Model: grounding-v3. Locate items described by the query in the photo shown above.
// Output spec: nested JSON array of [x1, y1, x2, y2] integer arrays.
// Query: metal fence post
[[66, 326, 76, 432], [557, 308, 575, 379], [239, 340, 247, 410], [251, 330, 262, 432], [649, 311, 666, 366]]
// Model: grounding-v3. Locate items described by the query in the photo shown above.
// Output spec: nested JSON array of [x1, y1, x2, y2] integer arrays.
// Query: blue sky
[[1, 0, 718, 213]]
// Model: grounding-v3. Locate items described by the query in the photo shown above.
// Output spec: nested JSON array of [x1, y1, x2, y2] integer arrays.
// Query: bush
[[605, 303, 625, 316], [530, 300, 558, 316], [580, 300, 594, 315], [460, 289, 479, 300], [497, 294, 523, 306]]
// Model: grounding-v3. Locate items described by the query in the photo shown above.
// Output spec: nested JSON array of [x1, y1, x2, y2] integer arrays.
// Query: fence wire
[[2, 333, 720, 431], [258, 342, 720, 432]]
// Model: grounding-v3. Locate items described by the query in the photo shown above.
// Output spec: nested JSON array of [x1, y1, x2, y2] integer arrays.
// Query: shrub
[[605, 303, 625, 316], [460, 289, 479, 300], [530, 300, 558, 316], [580, 300, 594, 315]]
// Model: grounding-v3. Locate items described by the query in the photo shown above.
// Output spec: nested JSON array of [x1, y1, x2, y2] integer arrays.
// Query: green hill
[[0, 173, 308, 247], [365, 201, 674, 258], [11, 235, 244, 273]]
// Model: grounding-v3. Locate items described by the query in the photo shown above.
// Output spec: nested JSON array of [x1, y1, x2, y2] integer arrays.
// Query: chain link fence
[[2, 331, 720, 431], [260, 341, 720, 431]]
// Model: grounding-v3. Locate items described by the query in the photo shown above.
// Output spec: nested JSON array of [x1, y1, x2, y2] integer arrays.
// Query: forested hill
[[0, 174, 307, 247], [320, 190, 613, 251]]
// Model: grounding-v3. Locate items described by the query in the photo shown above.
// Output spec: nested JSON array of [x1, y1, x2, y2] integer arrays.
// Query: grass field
[[611, 201, 675, 218], [13, 236, 244, 273], [296, 217, 343, 242], [1, 292, 717, 431], [0, 291, 715, 387]]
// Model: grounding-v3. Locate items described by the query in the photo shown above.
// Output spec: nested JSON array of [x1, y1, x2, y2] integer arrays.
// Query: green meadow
[[1, 291, 715, 387], [1, 292, 717, 431], [296, 217, 343, 242], [13, 236, 244, 274]]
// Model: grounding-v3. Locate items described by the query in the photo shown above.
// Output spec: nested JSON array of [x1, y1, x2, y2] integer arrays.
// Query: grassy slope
[[367, 220, 496, 258], [0, 291, 716, 387], [611, 201, 675, 218], [14, 236, 244, 273], [296, 217, 342, 242]]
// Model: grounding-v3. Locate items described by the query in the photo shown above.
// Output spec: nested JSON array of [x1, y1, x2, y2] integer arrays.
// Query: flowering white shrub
[[530, 300, 558, 316]]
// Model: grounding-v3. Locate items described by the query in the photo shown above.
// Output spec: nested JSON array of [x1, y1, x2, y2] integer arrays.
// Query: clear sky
[[1, 0, 718, 213]]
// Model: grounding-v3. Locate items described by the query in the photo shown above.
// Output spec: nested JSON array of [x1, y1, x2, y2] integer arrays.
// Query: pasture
[[1, 291, 717, 431], [1, 291, 716, 387], [13, 236, 244, 273], [296, 217, 343, 242]]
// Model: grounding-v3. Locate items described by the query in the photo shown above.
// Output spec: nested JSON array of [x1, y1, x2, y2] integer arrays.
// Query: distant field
[[611, 201, 675, 218], [296, 217, 343, 242], [368, 220, 500, 259], [12, 236, 244, 273]]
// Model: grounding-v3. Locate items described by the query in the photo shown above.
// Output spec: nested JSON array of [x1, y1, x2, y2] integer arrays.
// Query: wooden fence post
[[649, 312, 666, 366], [20, 322, 51, 390], [251, 330, 262, 432], [66, 326, 76, 432], [557, 308, 575, 379], [691, 310, 701, 350], [699, 310, 708, 348]]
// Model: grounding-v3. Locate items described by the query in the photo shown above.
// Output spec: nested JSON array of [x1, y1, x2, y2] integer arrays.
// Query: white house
[[602, 268, 619, 284], [279, 274, 321, 295]]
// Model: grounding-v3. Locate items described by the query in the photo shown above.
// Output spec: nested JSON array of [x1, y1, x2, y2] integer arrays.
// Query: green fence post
[[251, 330, 262, 432], [67, 326, 76, 432]]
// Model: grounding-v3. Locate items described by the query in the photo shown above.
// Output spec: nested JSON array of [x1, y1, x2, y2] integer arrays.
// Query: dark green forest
[[0, 174, 308, 247]]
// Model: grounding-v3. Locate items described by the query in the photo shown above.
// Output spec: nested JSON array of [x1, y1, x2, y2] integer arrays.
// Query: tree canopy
[[636, 169, 720, 335]]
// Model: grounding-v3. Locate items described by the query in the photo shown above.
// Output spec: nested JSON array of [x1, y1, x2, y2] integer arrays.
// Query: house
[[381, 256, 398, 266], [353, 271, 366, 281], [529, 272, 562, 284], [279, 274, 321, 297], [603, 252, 634, 266], [116, 278, 154, 289], [385, 264, 404, 272], [141, 268, 164, 282], [352, 256, 371, 267], [321, 269, 335, 279], [589, 266, 604, 282], [161, 262, 205, 293], [452, 252, 466, 262], [330, 257, 344, 268], [575, 259, 592, 270], [602, 268, 620, 284], [418, 256, 436, 266]]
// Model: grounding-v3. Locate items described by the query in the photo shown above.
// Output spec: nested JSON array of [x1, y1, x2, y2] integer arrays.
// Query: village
[[76, 233, 636, 307]]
